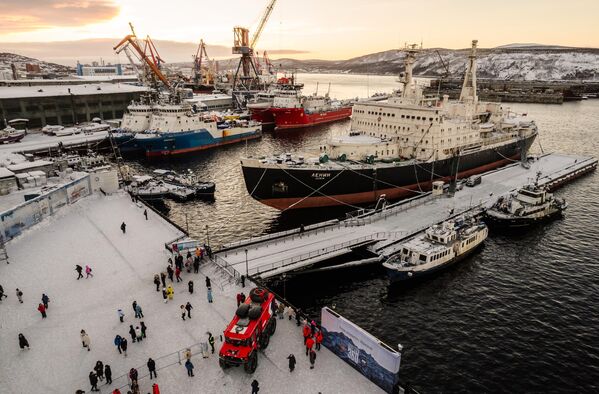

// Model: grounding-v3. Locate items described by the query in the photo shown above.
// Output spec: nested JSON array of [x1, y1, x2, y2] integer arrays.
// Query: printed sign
[[320, 307, 401, 393], [172, 239, 200, 254]]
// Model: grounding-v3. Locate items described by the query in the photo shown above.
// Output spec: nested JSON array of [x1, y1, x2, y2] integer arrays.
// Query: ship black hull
[[241, 135, 536, 210]]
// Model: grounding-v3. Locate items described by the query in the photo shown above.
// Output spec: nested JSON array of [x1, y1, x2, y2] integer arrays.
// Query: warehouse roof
[[0, 83, 148, 99]]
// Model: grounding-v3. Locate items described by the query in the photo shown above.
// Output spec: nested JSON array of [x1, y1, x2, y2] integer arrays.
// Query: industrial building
[[0, 83, 148, 128]]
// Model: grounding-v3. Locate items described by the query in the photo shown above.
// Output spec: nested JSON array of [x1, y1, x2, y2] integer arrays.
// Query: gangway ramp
[[214, 153, 597, 279]]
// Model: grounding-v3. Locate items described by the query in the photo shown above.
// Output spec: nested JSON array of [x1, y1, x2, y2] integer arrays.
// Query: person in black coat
[[94, 361, 104, 381], [205, 276, 211, 288], [120, 338, 128, 356], [167, 265, 174, 282], [120, 222, 126, 234], [287, 354, 296, 372], [147, 357, 157, 379], [251, 379, 260, 394], [193, 256, 200, 273], [89, 371, 99, 392], [160, 272, 167, 288], [140, 321, 147, 338], [129, 325, 136, 343], [188, 280, 194, 294], [18, 333, 29, 350], [104, 364, 112, 384], [185, 302, 193, 319], [75, 265, 83, 280]]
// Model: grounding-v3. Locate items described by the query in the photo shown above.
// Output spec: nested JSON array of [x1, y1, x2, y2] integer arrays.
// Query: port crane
[[193, 39, 216, 86], [232, 0, 277, 91], [114, 23, 171, 90]]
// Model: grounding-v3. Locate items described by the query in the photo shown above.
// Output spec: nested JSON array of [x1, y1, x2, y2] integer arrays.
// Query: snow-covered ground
[[0, 192, 383, 393], [0, 131, 108, 155]]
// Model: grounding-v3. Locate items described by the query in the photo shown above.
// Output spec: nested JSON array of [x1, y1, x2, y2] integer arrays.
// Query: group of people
[[88, 360, 112, 391], [302, 319, 324, 369]]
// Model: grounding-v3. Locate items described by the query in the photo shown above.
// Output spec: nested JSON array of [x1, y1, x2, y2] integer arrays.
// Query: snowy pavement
[[0, 191, 383, 394], [0, 131, 108, 155]]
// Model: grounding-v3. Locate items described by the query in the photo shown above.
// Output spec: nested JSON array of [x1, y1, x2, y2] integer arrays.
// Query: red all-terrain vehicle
[[219, 287, 277, 373]]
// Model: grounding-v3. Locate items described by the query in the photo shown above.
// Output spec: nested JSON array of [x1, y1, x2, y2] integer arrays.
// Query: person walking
[[94, 360, 104, 381], [162, 287, 168, 303], [147, 357, 157, 379], [18, 333, 29, 350], [0, 285, 6, 301], [37, 303, 47, 318], [251, 379, 260, 394], [295, 308, 302, 326], [41, 293, 49, 309], [180, 305, 186, 321], [135, 326, 143, 342], [302, 323, 311, 345], [310, 320, 317, 335], [193, 256, 200, 273], [287, 354, 296, 372], [207, 287, 213, 303], [128, 367, 138, 384], [185, 360, 194, 377], [208, 332, 215, 354], [167, 285, 174, 301], [117, 309, 125, 323], [144, 209, 148, 220], [185, 302, 193, 319], [305, 335, 315, 356], [160, 272, 167, 288], [129, 325, 136, 343], [114, 334, 123, 354], [315, 330, 323, 351], [205, 276, 211, 289], [16, 288, 23, 303], [89, 371, 99, 392], [81, 329, 91, 351], [135, 304, 144, 319], [75, 265, 84, 280], [104, 364, 112, 385], [132, 301, 138, 316], [152, 383, 160, 394], [153, 274, 160, 292], [175, 266, 182, 282], [309, 349, 317, 369], [120, 337, 128, 357], [277, 302, 285, 320], [140, 321, 147, 338], [184, 348, 192, 362], [236, 293, 243, 307], [120, 222, 126, 234], [167, 265, 174, 282], [85, 265, 93, 279], [188, 280, 194, 294]]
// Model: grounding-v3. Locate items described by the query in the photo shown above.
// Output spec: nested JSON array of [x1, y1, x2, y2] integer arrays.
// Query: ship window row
[[432, 250, 450, 260]]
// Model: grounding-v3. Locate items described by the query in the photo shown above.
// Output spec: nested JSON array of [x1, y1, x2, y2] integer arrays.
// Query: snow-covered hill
[[0, 52, 74, 75], [275, 45, 599, 81]]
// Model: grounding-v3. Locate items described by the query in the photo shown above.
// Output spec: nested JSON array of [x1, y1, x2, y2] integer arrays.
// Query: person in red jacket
[[302, 324, 311, 345], [175, 266, 182, 282], [37, 303, 47, 318], [305, 335, 315, 356], [315, 330, 323, 351], [152, 383, 160, 394]]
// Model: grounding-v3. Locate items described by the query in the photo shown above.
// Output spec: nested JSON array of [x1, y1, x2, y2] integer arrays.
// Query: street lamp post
[[206, 225, 210, 247], [245, 249, 249, 277]]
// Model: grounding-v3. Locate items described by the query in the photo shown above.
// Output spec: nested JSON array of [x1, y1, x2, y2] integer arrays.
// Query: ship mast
[[459, 39, 478, 103]]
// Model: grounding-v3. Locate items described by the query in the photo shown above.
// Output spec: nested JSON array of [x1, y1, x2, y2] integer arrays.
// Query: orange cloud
[[0, 0, 120, 32]]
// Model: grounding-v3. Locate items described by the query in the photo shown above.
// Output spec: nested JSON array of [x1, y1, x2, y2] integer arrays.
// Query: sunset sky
[[1, 0, 599, 64]]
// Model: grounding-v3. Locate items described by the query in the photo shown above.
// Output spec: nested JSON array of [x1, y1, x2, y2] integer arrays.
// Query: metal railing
[[219, 219, 340, 252], [250, 232, 398, 276]]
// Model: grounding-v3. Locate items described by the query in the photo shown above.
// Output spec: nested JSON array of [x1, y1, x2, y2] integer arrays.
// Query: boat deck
[[215, 153, 597, 279]]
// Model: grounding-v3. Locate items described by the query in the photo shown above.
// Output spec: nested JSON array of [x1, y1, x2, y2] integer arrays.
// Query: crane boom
[[250, 0, 277, 50], [114, 30, 170, 88]]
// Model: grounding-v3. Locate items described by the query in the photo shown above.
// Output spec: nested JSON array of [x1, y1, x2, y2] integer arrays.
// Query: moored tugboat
[[383, 216, 488, 282], [484, 183, 567, 228]]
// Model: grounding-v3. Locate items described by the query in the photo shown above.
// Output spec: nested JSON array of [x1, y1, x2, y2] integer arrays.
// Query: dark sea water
[[128, 74, 599, 393]]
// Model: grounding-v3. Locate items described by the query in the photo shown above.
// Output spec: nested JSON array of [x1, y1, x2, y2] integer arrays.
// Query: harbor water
[[127, 74, 599, 392]]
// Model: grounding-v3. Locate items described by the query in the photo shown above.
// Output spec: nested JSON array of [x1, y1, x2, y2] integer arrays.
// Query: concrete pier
[[215, 153, 597, 279]]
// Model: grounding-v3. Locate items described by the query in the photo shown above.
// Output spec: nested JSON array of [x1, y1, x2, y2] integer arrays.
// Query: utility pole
[[245, 249, 249, 277]]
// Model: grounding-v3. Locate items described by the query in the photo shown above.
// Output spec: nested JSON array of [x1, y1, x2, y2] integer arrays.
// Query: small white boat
[[55, 127, 82, 137], [42, 125, 64, 135]]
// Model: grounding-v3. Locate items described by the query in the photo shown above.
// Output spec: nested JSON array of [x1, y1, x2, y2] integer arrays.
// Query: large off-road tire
[[244, 352, 258, 374], [250, 288, 268, 303], [248, 306, 262, 320], [259, 331, 270, 349], [235, 304, 250, 318], [219, 358, 230, 369], [269, 317, 277, 335]]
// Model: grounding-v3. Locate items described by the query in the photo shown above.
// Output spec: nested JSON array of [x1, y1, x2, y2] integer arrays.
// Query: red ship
[[247, 76, 303, 126], [271, 105, 353, 129]]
